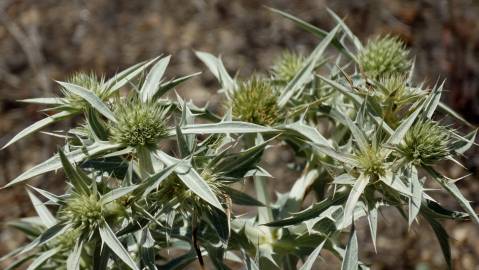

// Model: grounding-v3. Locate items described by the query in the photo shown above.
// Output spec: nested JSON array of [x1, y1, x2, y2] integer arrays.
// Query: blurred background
[[1, 0, 479, 269]]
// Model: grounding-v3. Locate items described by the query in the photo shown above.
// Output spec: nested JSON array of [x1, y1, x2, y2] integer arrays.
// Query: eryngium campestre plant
[[358, 35, 411, 79], [2, 7, 478, 270], [230, 77, 282, 126]]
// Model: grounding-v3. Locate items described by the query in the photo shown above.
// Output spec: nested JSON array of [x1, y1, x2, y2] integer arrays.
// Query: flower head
[[60, 194, 104, 230], [356, 146, 386, 177], [358, 35, 411, 79], [231, 77, 281, 126], [400, 120, 450, 165], [62, 72, 108, 111], [109, 98, 169, 148], [271, 51, 305, 83]]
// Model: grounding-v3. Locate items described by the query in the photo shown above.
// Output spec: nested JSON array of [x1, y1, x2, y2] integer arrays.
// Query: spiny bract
[[358, 35, 411, 79], [109, 98, 169, 148], [231, 77, 281, 126]]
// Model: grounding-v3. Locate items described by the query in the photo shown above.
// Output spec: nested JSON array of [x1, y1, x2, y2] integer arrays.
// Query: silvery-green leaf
[[309, 142, 360, 167], [57, 81, 117, 122], [277, 25, 340, 108], [380, 171, 412, 197], [19, 97, 66, 105], [223, 186, 264, 206], [106, 56, 161, 94], [155, 151, 223, 210], [101, 185, 139, 204], [140, 55, 171, 102], [367, 206, 378, 253], [426, 166, 479, 225], [341, 222, 358, 270], [299, 239, 327, 270], [154, 72, 201, 100], [328, 108, 368, 153], [59, 149, 90, 195], [281, 122, 332, 147], [267, 7, 356, 60], [26, 189, 56, 228], [139, 229, 157, 270], [327, 8, 363, 51], [195, 51, 236, 97], [26, 248, 60, 270], [342, 174, 369, 227], [438, 102, 474, 128], [6, 142, 121, 187], [386, 99, 425, 146], [99, 223, 139, 270], [66, 240, 83, 270], [176, 121, 277, 135], [409, 166, 422, 226], [2, 110, 73, 149], [451, 129, 477, 154], [423, 81, 444, 119]]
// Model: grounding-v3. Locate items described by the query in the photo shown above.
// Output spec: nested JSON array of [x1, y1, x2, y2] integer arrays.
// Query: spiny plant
[[1, 7, 478, 270]]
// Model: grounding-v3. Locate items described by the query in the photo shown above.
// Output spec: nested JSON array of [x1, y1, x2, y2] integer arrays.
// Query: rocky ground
[[1, 0, 479, 269]]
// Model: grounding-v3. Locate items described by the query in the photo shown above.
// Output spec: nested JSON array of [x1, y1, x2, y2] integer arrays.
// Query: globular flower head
[[53, 228, 82, 251], [60, 194, 103, 230], [358, 35, 411, 79], [400, 120, 450, 165], [271, 51, 305, 83], [231, 77, 281, 126], [356, 146, 386, 177], [62, 72, 108, 111], [109, 98, 169, 148]]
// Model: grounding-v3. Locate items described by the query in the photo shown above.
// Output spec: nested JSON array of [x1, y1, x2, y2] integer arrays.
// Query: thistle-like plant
[[2, 7, 478, 270]]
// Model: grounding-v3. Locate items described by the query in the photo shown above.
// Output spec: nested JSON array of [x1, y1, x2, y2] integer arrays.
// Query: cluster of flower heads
[[1, 8, 477, 270]]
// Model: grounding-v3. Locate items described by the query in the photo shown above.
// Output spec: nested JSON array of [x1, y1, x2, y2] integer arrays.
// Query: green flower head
[[109, 98, 169, 148], [400, 120, 450, 165], [271, 51, 305, 83], [62, 72, 108, 111], [375, 74, 422, 107], [358, 35, 411, 79], [356, 146, 386, 177], [231, 77, 281, 126], [60, 194, 103, 230]]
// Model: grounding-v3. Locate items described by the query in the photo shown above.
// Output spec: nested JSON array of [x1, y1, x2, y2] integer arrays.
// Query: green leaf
[[26, 248, 60, 270], [156, 151, 223, 210], [342, 174, 369, 227], [386, 99, 425, 146], [136, 162, 180, 197], [309, 142, 360, 167], [341, 222, 358, 270], [2, 111, 73, 149], [6, 142, 121, 187], [99, 223, 139, 270], [140, 55, 171, 102], [423, 214, 452, 270], [26, 189, 56, 228], [57, 81, 117, 122], [438, 102, 474, 128], [281, 121, 332, 147], [277, 25, 340, 108], [299, 239, 327, 270], [423, 81, 444, 119], [177, 121, 277, 135], [328, 107, 368, 153]]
